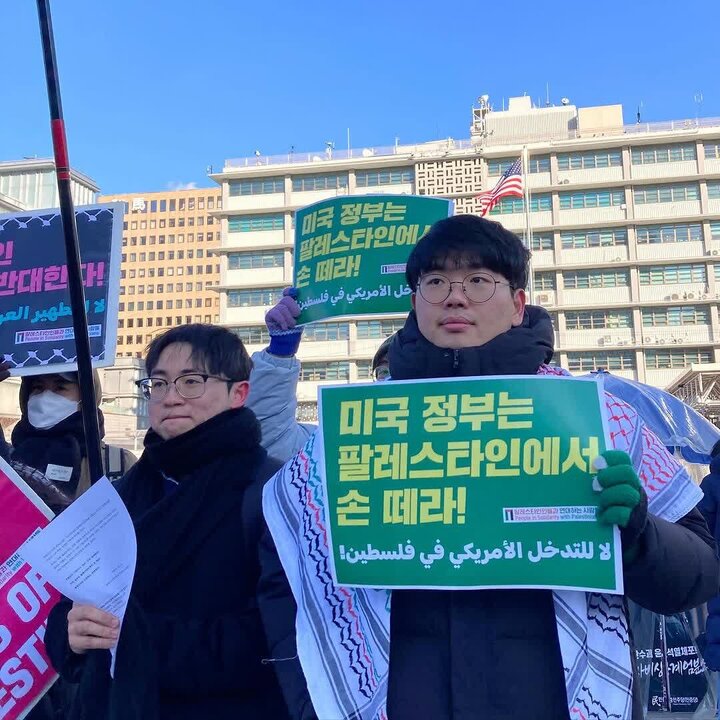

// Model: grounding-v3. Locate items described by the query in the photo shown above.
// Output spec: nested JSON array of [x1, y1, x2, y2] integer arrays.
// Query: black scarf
[[11, 409, 104, 496], [388, 305, 555, 381], [68, 407, 267, 720]]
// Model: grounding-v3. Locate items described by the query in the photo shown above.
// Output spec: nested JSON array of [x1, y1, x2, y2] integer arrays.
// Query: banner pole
[[36, 0, 104, 483]]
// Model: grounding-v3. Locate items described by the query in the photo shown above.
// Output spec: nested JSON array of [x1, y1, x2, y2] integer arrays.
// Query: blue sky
[[1, 0, 718, 195]]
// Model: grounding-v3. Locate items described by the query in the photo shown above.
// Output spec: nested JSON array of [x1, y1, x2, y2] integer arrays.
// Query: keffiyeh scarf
[[263, 368, 701, 720]]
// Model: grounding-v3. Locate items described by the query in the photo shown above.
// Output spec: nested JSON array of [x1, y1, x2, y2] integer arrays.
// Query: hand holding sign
[[594, 450, 648, 560]]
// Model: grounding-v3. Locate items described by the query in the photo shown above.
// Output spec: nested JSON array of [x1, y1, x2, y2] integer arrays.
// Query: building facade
[[98, 189, 222, 359], [0, 158, 97, 213], [212, 96, 720, 418]]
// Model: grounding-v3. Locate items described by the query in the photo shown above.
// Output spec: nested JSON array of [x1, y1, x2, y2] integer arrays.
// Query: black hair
[[372, 335, 394, 370], [405, 215, 530, 291], [145, 324, 252, 383]]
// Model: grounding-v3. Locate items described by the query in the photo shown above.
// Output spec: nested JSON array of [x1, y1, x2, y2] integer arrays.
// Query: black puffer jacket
[[386, 309, 719, 720]]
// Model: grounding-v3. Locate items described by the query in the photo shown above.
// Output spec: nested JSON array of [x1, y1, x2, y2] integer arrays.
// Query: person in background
[[246, 288, 392, 461], [0, 363, 135, 514]]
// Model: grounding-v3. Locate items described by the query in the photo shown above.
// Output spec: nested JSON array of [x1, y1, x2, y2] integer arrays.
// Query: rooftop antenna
[[545, 82, 550, 106], [636, 101, 643, 124], [694, 92, 704, 122]]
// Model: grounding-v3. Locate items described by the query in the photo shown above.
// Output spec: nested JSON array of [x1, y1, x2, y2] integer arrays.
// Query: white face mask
[[27, 391, 79, 430]]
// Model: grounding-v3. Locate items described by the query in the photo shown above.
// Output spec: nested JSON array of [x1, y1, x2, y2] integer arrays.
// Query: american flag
[[476, 158, 524, 216]]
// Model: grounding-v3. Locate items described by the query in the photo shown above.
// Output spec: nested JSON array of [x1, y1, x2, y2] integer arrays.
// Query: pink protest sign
[[0, 458, 59, 720]]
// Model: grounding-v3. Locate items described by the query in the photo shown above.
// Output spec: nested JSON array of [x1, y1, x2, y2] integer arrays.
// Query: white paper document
[[19, 476, 137, 675]]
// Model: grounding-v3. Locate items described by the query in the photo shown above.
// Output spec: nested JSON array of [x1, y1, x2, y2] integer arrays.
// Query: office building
[[207, 96, 719, 418], [98, 189, 222, 359]]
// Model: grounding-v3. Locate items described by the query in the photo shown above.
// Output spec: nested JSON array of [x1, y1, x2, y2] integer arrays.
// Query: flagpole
[[36, 0, 104, 483], [522, 145, 535, 303]]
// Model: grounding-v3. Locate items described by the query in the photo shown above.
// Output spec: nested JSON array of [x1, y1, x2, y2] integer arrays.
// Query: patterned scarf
[[263, 368, 701, 720]]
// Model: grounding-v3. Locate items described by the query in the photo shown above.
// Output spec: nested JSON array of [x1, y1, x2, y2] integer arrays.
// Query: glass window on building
[[557, 150, 622, 170], [636, 223, 702, 244], [228, 214, 284, 232], [533, 272, 556, 291], [488, 156, 549, 175], [633, 183, 700, 204], [228, 178, 284, 196], [302, 322, 349, 342], [356, 318, 406, 339], [563, 270, 629, 289], [708, 181, 720, 200], [560, 228, 627, 249], [300, 362, 350, 381], [567, 352, 636, 372], [565, 310, 632, 330], [356, 360, 373, 380], [227, 250, 284, 270], [631, 143, 697, 164], [490, 194, 551, 214], [227, 288, 283, 307], [527, 155, 551, 173], [291, 174, 348, 191], [355, 168, 413, 187], [638, 264, 706, 285], [521, 232, 553, 251], [645, 349, 712, 369], [558, 189, 624, 210], [233, 326, 270, 345], [641, 306, 709, 326], [705, 143, 720, 160]]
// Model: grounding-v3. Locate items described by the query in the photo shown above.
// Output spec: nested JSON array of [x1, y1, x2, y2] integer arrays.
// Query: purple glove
[[266, 288, 303, 356]]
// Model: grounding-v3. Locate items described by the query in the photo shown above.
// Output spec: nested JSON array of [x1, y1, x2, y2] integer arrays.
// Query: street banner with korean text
[[318, 375, 622, 593], [0, 457, 59, 719], [294, 195, 453, 324], [0, 204, 122, 376]]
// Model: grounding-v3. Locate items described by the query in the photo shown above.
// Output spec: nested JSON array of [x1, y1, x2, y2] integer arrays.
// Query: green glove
[[594, 450, 648, 559]]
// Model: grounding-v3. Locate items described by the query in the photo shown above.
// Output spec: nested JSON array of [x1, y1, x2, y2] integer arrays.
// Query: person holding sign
[[43, 324, 310, 720], [263, 215, 720, 720], [247, 288, 392, 461]]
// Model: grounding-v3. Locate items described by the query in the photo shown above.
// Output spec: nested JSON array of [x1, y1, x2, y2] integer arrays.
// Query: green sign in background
[[319, 376, 622, 593], [293, 194, 453, 324]]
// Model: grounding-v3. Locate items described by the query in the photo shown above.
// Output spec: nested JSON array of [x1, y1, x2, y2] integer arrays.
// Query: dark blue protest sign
[[0, 204, 122, 375]]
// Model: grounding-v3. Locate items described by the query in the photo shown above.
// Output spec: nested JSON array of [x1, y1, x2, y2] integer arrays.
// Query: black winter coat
[[385, 310, 720, 720], [44, 408, 292, 720]]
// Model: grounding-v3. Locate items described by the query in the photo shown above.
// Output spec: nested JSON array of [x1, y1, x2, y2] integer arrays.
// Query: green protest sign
[[293, 194, 453, 324], [318, 375, 622, 593]]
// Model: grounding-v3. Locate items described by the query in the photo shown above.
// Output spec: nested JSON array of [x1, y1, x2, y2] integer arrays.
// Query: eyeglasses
[[417, 271, 512, 304], [136, 373, 232, 402], [373, 365, 391, 382]]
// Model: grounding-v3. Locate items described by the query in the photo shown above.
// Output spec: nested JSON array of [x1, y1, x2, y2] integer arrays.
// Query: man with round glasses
[[265, 214, 718, 720], [383, 214, 719, 719], [44, 324, 310, 720]]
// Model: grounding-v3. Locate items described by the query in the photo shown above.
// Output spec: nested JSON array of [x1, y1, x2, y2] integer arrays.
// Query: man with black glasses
[[43, 324, 312, 720]]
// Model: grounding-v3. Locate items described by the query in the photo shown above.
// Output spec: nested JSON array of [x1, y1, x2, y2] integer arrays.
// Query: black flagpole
[[36, 0, 104, 483]]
